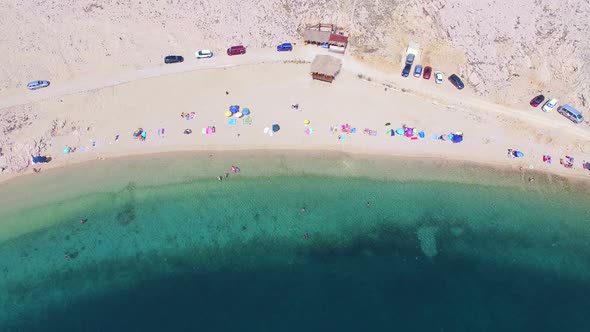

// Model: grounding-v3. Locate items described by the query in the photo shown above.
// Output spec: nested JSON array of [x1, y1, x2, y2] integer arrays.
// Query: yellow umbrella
[[225, 111, 232, 117], [304, 119, 311, 125]]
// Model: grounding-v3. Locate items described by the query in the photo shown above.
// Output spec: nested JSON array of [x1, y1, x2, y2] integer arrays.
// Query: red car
[[530, 94, 545, 107], [227, 45, 246, 56], [422, 66, 432, 80]]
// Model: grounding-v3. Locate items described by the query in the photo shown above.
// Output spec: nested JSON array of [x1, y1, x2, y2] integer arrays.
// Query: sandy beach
[[1, 46, 590, 184]]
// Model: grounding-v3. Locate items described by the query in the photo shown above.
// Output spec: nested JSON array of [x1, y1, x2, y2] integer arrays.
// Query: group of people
[[217, 165, 241, 181]]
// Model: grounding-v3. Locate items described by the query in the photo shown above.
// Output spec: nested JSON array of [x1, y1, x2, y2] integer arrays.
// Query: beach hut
[[310, 55, 342, 83], [303, 30, 331, 45]]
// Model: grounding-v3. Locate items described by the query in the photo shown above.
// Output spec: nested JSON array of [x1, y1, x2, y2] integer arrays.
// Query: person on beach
[[217, 176, 222, 181], [231, 166, 236, 173], [225, 173, 229, 178], [225, 91, 229, 95], [235, 166, 240, 173], [33, 168, 41, 173]]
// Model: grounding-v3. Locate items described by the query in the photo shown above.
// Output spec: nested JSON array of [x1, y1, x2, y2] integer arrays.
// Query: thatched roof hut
[[310, 55, 342, 83]]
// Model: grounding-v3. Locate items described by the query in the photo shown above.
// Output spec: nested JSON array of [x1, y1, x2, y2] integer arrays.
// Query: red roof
[[329, 34, 348, 44]]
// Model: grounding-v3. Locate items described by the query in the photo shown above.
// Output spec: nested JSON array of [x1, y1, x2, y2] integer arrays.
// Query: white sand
[[1, 46, 590, 183]]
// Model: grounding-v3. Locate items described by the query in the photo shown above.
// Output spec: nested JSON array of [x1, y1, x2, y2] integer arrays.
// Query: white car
[[27, 80, 50, 90], [195, 50, 213, 58], [542, 98, 558, 112], [434, 71, 443, 84]]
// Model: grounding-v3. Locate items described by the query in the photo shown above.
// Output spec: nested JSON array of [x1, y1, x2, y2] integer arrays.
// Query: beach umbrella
[[451, 135, 463, 143], [447, 134, 454, 141], [514, 151, 524, 158], [396, 128, 404, 135], [272, 124, 280, 132], [419, 131, 425, 138], [242, 108, 250, 115], [387, 129, 394, 136], [304, 119, 311, 125], [234, 112, 243, 118], [230, 105, 239, 114], [225, 111, 232, 117]]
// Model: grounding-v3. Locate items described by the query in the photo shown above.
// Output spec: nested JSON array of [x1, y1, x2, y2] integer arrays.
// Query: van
[[227, 45, 246, 56], [557, 104, 584, 124]]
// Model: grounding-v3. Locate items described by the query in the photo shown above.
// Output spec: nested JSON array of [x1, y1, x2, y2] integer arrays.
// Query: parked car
[[276, 43, 293, 52], [557, 104, 584, 124], [402, 64, 412, 77], [195, 50, 213, 58], [542, 98, 558, 112], [423, 66, 432, 80], [529, 95, 545, 107], [413, 65, 423, 78], [27, 80, 50, 90], [164, 55, 184, 64], [406, 53, 415, 65], [434, 71, 443, 84], [227, 45, 246, 56], [448, 74, 465, 90]]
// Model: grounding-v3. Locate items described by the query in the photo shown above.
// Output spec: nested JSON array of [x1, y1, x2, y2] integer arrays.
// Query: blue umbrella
[[242, 108, 250, 115], [230, 105, 239, 114], [272, 124, 280, 132], [514, 150, 524, 158], [418, 131, 425, 138], [451, 135, 463, 143], [396, 128, 404, 135]]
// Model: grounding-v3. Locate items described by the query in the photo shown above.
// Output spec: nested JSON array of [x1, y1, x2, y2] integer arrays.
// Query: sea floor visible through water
[[0, 151, 589, 331]]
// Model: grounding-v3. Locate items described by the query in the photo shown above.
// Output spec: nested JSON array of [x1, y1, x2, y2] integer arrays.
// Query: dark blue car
[[401, 64, 412, 77], [276, 43, 293, 52]]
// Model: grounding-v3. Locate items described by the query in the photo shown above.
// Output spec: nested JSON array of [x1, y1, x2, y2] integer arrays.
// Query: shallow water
[[1, 152, 589, 331]]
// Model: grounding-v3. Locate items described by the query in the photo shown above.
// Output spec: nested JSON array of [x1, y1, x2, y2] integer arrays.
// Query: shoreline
[[1, 148, 588, 195], [2, 144, 590, 189]]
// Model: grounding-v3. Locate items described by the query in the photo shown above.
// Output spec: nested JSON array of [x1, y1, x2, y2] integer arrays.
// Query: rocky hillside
[[1, 0, 588, 107]]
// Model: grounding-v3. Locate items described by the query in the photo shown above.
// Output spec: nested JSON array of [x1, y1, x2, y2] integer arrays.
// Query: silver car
[[27, 80, 50, 90], [413, 65, 423, 78]]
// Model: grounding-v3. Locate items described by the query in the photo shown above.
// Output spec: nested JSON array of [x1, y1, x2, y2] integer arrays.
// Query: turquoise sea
[[0, 151, 589, 331]]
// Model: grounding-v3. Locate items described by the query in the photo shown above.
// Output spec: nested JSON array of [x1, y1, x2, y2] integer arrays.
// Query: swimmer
[[301, 207, 306, 213], [231, 166, 237, 173], [80, 219, 88, 224], [235, 166, 240, 173], [65, 255, 70, 260], [367, 201, 371, 207], [225, 172, 229, 178], [217, 176, 222, 181], [303, 231, 309, 240]]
